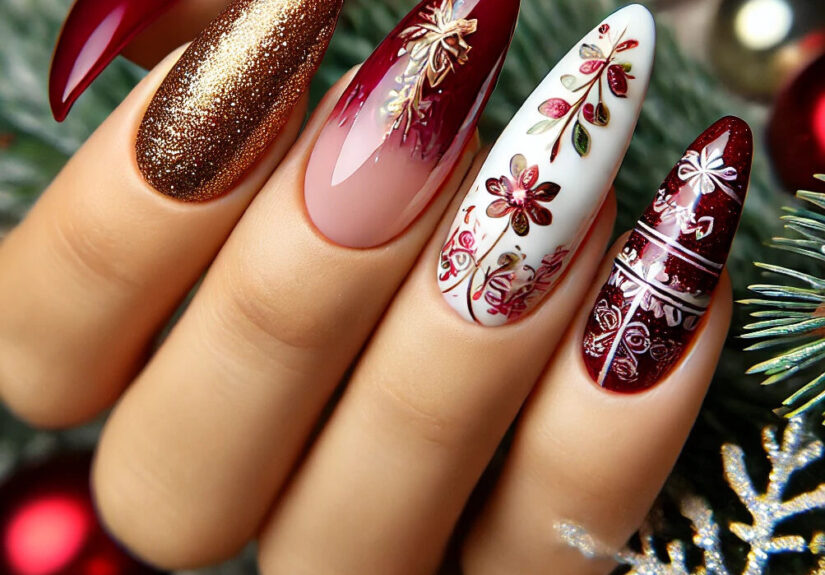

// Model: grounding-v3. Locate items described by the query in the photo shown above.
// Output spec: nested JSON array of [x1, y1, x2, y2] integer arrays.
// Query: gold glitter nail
[[136, 0, 342, 201]]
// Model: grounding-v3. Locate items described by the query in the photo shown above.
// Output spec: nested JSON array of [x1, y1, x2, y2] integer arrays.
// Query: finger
[[463, 265, 732, 575], [92, 126, 478, 568], [461, 117, 752, 575], [256, 7, 652, 573], [257, 190, 615, 575], [1, 0, 338, 428], [91, 0, 518, 564], [50, 0, 231, 120]]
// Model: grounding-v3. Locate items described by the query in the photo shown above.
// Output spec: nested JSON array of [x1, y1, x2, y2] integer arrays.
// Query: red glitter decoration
[[582, 117, 753, 393]]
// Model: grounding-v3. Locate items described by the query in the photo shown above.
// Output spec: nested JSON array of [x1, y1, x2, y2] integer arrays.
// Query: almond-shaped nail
[[582, 116, 753, 393], [136, 0, 343, 201], [304, 0, 520, 248], [437, 4, 654, 326], [50, 0, 179, 122]]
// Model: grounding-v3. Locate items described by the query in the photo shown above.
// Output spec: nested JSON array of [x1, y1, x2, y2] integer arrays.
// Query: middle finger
[[259, 7, 654, 573], [92, 0, 518, 567]]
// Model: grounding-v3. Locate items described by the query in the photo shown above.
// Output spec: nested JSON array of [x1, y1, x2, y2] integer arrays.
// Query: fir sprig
[[742, 177, 825, 422]]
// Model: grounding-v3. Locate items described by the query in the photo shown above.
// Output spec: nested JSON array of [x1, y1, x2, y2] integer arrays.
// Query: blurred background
[[0, 0, 824, 573]]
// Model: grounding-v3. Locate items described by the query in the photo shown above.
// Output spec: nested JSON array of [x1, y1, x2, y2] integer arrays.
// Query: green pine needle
[[744, 182, 825, 423]]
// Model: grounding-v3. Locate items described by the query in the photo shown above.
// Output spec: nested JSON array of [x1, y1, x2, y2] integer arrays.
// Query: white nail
[[437, 4, 655, 326]]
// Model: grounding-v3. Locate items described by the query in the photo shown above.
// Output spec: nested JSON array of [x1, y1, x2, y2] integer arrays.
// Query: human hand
[[0, 1, 752, 573]]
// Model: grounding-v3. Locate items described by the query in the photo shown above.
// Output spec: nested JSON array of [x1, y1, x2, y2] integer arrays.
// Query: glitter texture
[[136, 0, 343, 201], [556, 416, 825, 575], [581, 117, 753, 392]]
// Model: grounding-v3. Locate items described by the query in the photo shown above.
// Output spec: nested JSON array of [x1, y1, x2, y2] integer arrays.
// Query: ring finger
[[92, 0, 517, 567], [0, 0, 341, 427], [258, 7, 654, 572], [462, 116, 752, 575]]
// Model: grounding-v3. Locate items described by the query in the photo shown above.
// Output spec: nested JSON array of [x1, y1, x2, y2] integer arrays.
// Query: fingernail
[[437, 4, 654, 326], [50, 0, 179, 122], [582, 116, 753, 393], [304, 0, 519, 248], [136, 0, 343, 201]]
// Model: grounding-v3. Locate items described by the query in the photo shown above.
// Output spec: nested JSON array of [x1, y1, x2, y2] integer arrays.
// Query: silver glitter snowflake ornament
[[557, 417, 825, 575]]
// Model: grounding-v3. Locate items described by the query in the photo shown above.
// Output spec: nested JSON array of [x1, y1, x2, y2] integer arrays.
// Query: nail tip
[[50, 0, 187, 122], [615, 3, 654, 22], [138, 0, 341, 201], [582, 115, 754, 393], [307, 0, 517, 246], [48, 71, 79, 122], [49, 97, 69, 123], [439, 3, 654, 326]]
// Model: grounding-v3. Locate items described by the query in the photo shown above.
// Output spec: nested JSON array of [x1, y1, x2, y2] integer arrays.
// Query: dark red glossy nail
[[304, 0, 520, 248], [582, 116, 753, 393], [49, 0, 178, 122]]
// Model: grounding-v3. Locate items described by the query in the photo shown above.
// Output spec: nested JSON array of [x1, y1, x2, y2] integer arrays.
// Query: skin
[[0, 3, 734, 573]]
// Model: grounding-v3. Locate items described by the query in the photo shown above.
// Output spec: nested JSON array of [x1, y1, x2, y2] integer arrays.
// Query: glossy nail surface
[[437, 4, 654, 326], [136, 0, 342, 201], [305, 0, 519, 248], [582, 116, 753, 393], [50, 0, 178, 122]]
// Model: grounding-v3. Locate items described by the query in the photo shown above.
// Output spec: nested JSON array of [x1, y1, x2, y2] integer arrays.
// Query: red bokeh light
[[84, 556, 119, 575], [814, 92, 825, 153], [4, 495, 91, 575]]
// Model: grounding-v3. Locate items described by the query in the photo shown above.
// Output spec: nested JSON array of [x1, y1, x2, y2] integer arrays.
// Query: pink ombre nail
[[49, 0, 178, 122], [305, 0, 520, 248]]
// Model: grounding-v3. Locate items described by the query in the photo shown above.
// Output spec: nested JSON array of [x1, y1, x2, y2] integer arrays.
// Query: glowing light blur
[[734, 0, 794, 50], [4, 495, 90, 575], [814, 92, 825, 153]]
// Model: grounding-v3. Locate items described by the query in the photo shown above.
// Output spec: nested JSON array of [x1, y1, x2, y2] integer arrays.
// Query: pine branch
[[742, 183, 825, 422]]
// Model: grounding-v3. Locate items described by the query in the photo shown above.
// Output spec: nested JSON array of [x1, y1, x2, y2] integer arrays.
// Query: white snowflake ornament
[[558, 417, 825, 575]]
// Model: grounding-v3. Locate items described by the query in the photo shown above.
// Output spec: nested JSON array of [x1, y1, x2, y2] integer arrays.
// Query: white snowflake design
[[612, 249, 707, 329], [557, 416, 825, 575], [653, 188, 715, 240], [677, 143, 741, 204]]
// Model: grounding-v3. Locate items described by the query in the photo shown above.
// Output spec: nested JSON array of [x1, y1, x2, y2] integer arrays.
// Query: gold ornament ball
[[710, 0, 825, 99]]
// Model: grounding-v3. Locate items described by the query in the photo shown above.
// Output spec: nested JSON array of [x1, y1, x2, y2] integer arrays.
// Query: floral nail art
[[582, 116, 753, 392], [385, 0, 478, 142], [528, 23, 639, 161], [440, 156, 565, 323], [305, 0, 519, 248], [437, 4, 655, 326], [485, 154, 561, 237]]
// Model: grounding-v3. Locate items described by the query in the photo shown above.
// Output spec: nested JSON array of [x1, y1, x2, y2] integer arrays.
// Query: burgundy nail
[[582, 116, 753, 393], [49, 0, 178, 122], [304, 0, 520, 248]]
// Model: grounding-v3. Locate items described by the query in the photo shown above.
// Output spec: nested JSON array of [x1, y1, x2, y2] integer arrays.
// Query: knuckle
[[49, 210, 140, 291], [0, 349, 81, 428], [0, 333, 132, 428], [93, 447, 245, 569], [368, 375, 470, 451], [217, 249, 341, 353]]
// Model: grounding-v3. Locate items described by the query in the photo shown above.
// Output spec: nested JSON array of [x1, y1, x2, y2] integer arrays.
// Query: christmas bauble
[[0, 453, 163, 575], [768, 50, 825, 195], [710, 0, 825, 99]]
